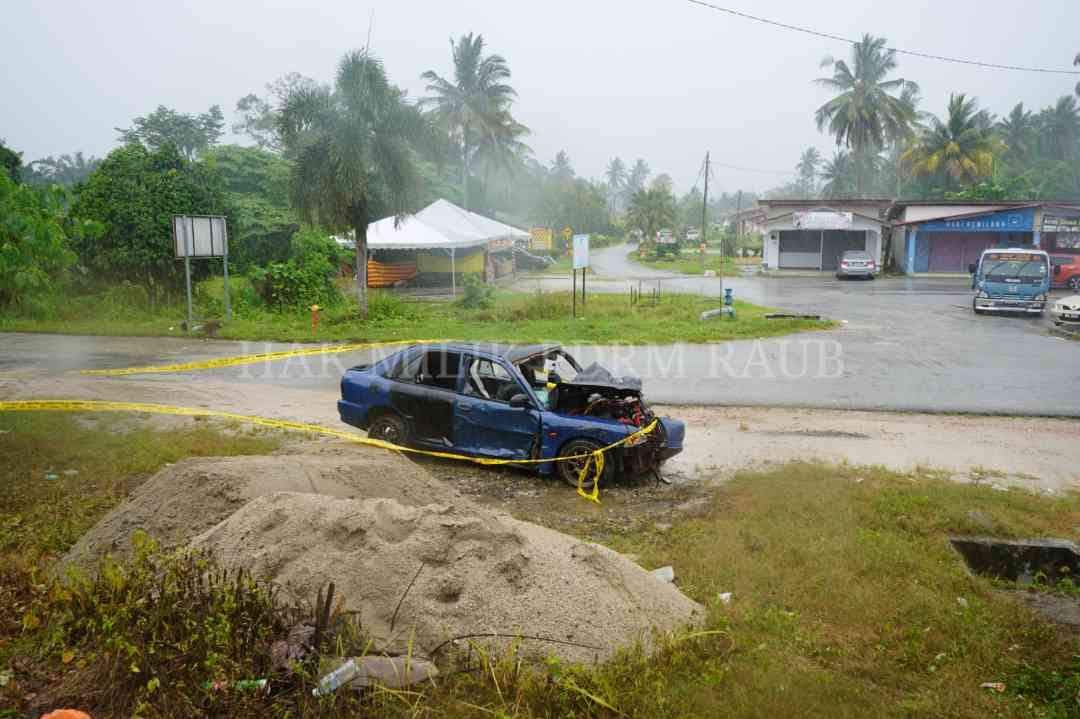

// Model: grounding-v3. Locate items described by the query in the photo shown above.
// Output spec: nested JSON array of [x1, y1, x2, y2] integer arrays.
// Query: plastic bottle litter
[[313, 658, 361, 696], [718, 592, 733, 605], [651, 566, 675, 583]]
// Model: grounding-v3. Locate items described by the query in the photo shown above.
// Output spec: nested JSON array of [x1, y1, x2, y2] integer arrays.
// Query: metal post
[[701, 151, 710, 275], [572, 269, 577, 318], [451, 247, 456, 298], [582, 264, 586, 308], [184, 255, 193, 332], [222, 250, 232, 320]]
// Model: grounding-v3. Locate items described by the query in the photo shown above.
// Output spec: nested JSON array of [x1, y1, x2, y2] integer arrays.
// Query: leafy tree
[[422, 33, 523, 210], [233, 73, 322, 151], [203, 145, 298, 269], [71, 143, 227, 297], [627, 158, 650, 193], [651, 173, 674, 194], [0, 140, 22, 183], [902, 94, 1001, 190], [279, 49, 428, 316], [533, 176, 610, 235], [815, 34, 918, 191], [604, 157, 627, 213], [678, 187, 704, 229], [820, 150, 855, 199], [23, 152, 100, 188], [626, 185, 676, 247], [116, 105, 226, 160], [0, 168, 87, 309]]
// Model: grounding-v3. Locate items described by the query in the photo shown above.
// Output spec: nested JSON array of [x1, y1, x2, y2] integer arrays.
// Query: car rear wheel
[[1069, 276, 1080, 290], [556, 439, 615, 491], [368, 412, 409, 446]]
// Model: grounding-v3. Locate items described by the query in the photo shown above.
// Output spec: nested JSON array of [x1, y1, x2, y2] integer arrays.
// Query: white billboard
[[793, 211, 853, 230], [173, 215, 228, 258], [572, 234, 590, 269]]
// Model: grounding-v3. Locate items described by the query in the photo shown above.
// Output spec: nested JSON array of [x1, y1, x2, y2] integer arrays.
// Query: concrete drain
[[949, 536, 1079, 585]]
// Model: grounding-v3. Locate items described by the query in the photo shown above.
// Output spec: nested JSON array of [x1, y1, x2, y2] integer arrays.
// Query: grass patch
[[0, 289, 831, 344], [627, 249, 757, 276]]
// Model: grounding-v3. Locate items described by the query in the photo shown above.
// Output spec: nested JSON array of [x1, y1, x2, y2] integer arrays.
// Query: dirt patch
[[64, 448, 457, 567], [191, 491, 702, 663]]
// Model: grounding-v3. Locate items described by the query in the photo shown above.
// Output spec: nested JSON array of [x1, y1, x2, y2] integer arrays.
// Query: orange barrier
[[367, 260, 418, 288]]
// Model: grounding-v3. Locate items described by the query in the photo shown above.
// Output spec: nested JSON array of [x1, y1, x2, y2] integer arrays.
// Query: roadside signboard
[[793, 211, 853, 230], [529, 227, 552, 250], [173, 215, 228, 258], [572, 234, 590, 270], [173, 214, 231, 327]]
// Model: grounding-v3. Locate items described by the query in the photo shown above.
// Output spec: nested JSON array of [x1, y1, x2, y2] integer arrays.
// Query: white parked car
[[1050, 295, 1080, 325]]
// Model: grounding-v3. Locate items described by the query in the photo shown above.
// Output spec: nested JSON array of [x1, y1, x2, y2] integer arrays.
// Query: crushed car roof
[[416, 342, 563, 364]]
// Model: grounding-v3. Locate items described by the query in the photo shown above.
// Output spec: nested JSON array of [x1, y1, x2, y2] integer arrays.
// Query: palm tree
[[815, 34, 919, 191], [550, 150, 574, 182], [473, 108, 532, 206], [820, 150, 855, 198], [626, 185, 675, 246], [1075, 52, 1080, 97], [795, 147, 821, 198], [278, 49, 428, 317], [605, 157, 627, 212], [421, 33, 521, 210], [997, 103, 1036, 165], [627, 158, 650, 193], [902, 94, 1001, 190], [1038, 96, 1080, 161]]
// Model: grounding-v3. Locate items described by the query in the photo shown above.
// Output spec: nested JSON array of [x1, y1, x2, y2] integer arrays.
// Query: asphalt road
[[1, 243, 1077, 416]]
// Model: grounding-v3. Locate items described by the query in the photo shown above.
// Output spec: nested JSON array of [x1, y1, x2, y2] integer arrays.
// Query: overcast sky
[[4, 0, 1079, 194]]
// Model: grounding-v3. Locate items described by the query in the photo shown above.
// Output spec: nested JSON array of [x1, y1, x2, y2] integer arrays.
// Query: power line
[[681, 0, 1080, 75]]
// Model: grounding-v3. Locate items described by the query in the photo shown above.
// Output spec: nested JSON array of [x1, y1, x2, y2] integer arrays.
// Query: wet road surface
[[1, 242, 1077, 416]]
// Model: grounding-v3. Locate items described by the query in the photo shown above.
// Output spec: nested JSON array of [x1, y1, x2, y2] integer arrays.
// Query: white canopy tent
[[355, 200, 529, 295]]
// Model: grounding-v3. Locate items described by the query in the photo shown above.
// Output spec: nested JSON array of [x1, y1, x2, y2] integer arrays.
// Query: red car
[[1051, 255, 1080, 290]]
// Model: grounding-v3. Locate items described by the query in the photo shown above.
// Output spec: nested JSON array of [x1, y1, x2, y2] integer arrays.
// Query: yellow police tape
[[78, 339, 448, 376], [0, 400, 659, 503]]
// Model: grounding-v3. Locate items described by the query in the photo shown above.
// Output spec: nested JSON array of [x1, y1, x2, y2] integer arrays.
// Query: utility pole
[[700, 151, 710, 275]]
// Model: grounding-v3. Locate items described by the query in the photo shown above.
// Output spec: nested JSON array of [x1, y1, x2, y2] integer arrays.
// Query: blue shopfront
[[901, 207, 1036, 274]]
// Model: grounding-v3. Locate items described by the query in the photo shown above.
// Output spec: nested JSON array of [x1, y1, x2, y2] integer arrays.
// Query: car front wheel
[[556, 439, 615, 491], [368, 412, 409, 446]]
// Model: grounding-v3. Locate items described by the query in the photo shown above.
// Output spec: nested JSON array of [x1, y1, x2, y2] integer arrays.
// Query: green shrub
[[458, 274, 495, 310], [250, 228, 344, 310], [194, 275, 263, 317]]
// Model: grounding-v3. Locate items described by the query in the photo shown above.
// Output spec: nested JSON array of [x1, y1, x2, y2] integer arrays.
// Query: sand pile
[[191, 492, 703, 663], [64, 449, 458, 567]]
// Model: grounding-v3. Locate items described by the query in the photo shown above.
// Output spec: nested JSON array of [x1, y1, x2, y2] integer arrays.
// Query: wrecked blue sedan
[[337, 343, 685, 488]]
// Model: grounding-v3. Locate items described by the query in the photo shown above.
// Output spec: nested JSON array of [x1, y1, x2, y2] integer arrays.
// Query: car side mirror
[[508, 393, 531, 409], [967, 263, 977, 274]]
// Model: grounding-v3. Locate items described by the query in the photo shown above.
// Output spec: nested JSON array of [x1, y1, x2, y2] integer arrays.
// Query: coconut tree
[[815, 34, 919, 192], [795, 147, 821, 198], [278, 49, 428, 317], [605, 157, 627, 212], [421, 33, 521, 210], [1038, 96, 1080, 161], [820, 150, 855, 199], [473, 108, 532, 207], [997, 103, 1036, 165], [902, 94, 1001, 190], [626, 185, 675, 247], [627, 158, 650, 193]]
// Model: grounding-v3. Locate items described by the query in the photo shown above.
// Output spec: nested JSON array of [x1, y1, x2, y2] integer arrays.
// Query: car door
[[387, 349, 462, 448], [454, 355, 540, 459]]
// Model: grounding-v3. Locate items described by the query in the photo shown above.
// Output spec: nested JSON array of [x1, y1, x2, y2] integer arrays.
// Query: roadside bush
[[194, 275, 263, 317], [458, 273, 495, 310], [250, 228, 343, 310]]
